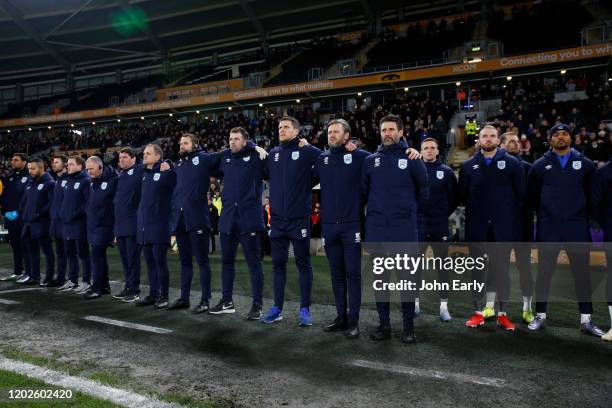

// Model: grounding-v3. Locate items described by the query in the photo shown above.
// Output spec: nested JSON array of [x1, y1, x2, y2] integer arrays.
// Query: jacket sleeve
[[511, 160, 527, 210], [206, 152, 223, 177], [583, 160, 596, 218], [526, 165, 542, 216], [591, 167, 606, 226], [361, 158, 370, 204], [457, 164, 469, 206], [75, 181, 91, 218], [411, 159, 429, 201], [38, 181, 55, 216], [446, 168, 459, 216]]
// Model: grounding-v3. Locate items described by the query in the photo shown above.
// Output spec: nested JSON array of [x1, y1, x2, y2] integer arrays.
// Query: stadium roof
[[0, 0, 476, 83]]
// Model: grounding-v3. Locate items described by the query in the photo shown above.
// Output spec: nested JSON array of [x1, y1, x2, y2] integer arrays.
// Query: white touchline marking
[[0, 298, 21, 305], [350, 359, 509, 388], [0, 288, 46, 294], [83, 316, 173, 334], [0, 355, 185, 408]]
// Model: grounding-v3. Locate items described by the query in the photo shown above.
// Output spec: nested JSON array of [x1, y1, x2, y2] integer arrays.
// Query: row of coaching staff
[[19, 158, 55, 285], [135, 144, 176, 309], [260, 116, 322, 326], [112, 148, 144, 303], [57, 156, 92, 293], [50, 156, 69, 287], [83, 156, 118, 299], [0, 153, 31, 282], [362, 114, 429, 344], [166, 133, 221, 314], [210, 127, 268, 319]]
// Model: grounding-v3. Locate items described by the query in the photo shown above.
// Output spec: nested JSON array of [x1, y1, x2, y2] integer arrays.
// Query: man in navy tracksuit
[[592, 157, 612, 341], [20, 159, 55, 285], [0, 153, 30, 282], [458, 125, 525, 331], [527, 124, 604, 337], [58, 156, 92, 293], [500, 132, 535, 324], [417, 137, 457, 322], [167, 133, 221, 314], [136, 144, 176, 309], [49, 155, 68, 287], [210, 127, 266, 319], [314, 119, 369, 339], [83, 157, 117, 299], [113, 148, 143, 303], [261, 116, 322, 326], [362, 115, 428, 344]]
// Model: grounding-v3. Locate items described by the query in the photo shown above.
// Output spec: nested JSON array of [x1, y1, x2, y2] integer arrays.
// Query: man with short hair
[[459, 125, 525, 331], [417, 137, 458, 322], [49, 155, 68, 287], [58, 156, 92, 293], [0, 153, 31, 282], [209, 127, 267, 319], [113, 148, 143, 302], [361, 114, 428, 344], [20, 159, 55, 285], [527, 124, 604, 336], [136, 144, 176, 309], [315, 119, 370, 339], [261, 116, 322, 326], [83, 156, 117, 299]]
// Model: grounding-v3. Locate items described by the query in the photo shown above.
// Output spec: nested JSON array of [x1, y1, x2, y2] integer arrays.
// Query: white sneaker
[[73, 283, 91, 294], [59, 281, 76, 291], [16, 275, 29, 283], [602, 328, 612, 342]]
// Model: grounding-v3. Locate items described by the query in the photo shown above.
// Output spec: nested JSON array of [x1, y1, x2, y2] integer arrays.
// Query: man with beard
[[459, 125, 525, 331], [58, 156, 92, 294], [209, 127, 267, 319], [416, 137, 458, 322], [20, 159, 55, 285], [527, 124, 604, 336], [361, 115, 428, 343], [49, 155, 68, 287], [0, 153, 31, 282], [113, 148, 144, 303]]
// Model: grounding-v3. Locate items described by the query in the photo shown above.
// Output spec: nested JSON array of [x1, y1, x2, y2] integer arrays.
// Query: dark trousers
[[64, 238, 91, 284], [220, 220, 264, 305], [535, 243, 593, 314], [23, 230, 54, 282], [607, 247, 612, 307], [515, 244, 534, 298], [175, 215, 211, 303], [54, 237, 67, 284], [117, 236, 141, 294], [8, 223, 29, 275], [271, 235, 312, 310], [142, 243, 168, 299], [90, 245, 110, 293], [323, 222, 362, 324], [418, 232, 450, 300]]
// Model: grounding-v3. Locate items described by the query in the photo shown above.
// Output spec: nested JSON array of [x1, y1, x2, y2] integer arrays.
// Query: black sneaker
[[370, 325, 392, 341], [113, 288, 130, 300], [167, 298, 190, 310], [246, 303, 262, 320], [402, 325, 416, 344], [80, 289, 95, 299], [208, 299, 235, 315], [154, 297, 169, 309], [122, 293, 140, 303], [83, 291, 102, 300], [136, 295, 157, 306], [323, 316, 348, 332], [191, 301, 209, 314]]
